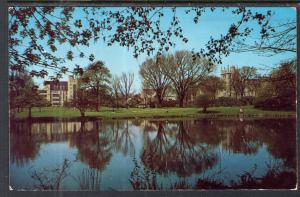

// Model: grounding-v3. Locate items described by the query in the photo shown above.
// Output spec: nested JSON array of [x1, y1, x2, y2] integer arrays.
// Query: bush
[[214, 97, 239, 107], [214, 96, 255, 107], [162, 100, 178, 107], [195, 95, 211, 113], [63, 101, 73, 108], [254, 96, 295, 111], [240, 96, 255, 105]]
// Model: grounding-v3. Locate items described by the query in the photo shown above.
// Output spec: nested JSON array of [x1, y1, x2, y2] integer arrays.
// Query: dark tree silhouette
[[9, 7, 283, 80], [80, 61, 112, 111]]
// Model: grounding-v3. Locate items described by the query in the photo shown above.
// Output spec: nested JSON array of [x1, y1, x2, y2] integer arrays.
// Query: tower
[[220, 66, 236, 97], [67, 76, 78, 101]]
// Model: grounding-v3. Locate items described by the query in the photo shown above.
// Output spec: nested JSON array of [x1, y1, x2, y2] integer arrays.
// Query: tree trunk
[[115, 95, 119, 109], [156, 93, 163, 108], [178, 92, 186, 108], [80, 110, 85, 117], [203, 106, 207, 113], [126, 95, 129, 109], [28, 107, 32, 119], [179, 97, 184, 107], [96, 94, 100, 112]]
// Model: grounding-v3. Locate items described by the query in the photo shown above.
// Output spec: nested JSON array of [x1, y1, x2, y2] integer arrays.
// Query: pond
[[10, 118, 296, 190]]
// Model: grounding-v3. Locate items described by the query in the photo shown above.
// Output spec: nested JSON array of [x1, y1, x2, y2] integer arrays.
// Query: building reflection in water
[[10, 118, 296, 190]]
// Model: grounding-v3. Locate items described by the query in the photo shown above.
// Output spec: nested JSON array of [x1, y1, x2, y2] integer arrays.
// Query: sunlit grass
[[14, 105, 296, 119]]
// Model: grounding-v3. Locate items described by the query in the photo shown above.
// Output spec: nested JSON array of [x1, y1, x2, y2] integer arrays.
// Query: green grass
[[14, 105, 296, 120]]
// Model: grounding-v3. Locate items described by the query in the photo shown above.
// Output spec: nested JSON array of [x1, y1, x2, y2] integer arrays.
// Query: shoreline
[[11, 112, 296, 122], [11, 106, 296, 121]]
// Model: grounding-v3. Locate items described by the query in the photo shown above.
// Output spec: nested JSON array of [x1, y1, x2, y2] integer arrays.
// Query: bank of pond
[[12, 106, 296, 120]]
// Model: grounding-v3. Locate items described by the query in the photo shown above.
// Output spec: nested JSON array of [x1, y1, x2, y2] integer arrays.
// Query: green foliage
[[13, 106, 295, 119], [254, 61, 296, 111], [9, 71, 45, 118], [71, 89, 93, 117], [80, 61, 112, 111]]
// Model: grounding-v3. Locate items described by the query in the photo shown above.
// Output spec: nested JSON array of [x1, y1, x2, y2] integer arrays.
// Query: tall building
[[39, 76, 78, 106], [218, 66, 236, 97]]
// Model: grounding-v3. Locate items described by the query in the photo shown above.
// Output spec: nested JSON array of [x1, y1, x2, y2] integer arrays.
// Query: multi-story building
[[39, 76, 78, 106]]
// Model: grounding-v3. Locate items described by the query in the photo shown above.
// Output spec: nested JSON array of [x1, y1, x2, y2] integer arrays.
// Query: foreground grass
[[13, 106, 296, 120]]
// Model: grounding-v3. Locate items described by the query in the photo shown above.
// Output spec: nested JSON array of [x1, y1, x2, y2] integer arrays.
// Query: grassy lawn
[[14, 106, 296, 119]]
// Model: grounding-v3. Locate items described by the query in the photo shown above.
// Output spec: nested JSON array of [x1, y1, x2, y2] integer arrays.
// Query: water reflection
[[10, 118, 296, 190], [141, 121, 218, 177], [69, 123, 113, 170], [10, 122, 40, 167]]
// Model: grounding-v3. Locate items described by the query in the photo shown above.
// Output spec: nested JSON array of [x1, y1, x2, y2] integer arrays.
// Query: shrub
[[214, 96, 255, 107], [240, 96, 255, 105], [214, 97, 239, 107], [162, 100, 178, 107], [195, 95, 211, 113], [63, 101, 72, 108], [254, 96, 295, 111]]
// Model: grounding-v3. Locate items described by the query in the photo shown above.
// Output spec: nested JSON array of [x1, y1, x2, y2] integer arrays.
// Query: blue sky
[[22, 7, 296, 92]]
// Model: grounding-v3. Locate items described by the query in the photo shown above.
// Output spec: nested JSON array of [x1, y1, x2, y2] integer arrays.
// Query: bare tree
[[119, 72, 135, 108], [139, 54, 172, 107], [230, 66, 257, 98], [230, 69, 243, 99], [111, 75, 121, 109], [199, 76, 225, 100], [163, 51, 215, 107]]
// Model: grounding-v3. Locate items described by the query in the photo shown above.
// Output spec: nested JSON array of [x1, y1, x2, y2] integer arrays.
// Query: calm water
[[10, 118, 296, 190]]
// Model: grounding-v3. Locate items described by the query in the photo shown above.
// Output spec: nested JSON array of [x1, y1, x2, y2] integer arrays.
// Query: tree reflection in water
[[141, 121, 218, 177], [141, 122, 170, 174], [168, 121, 218, 177], [69, 119, 113, 171], [10, 118, 296, 190], [116, 120, 136, 156], [10, 121, 40, 167], [105, 119, 136, 156]]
